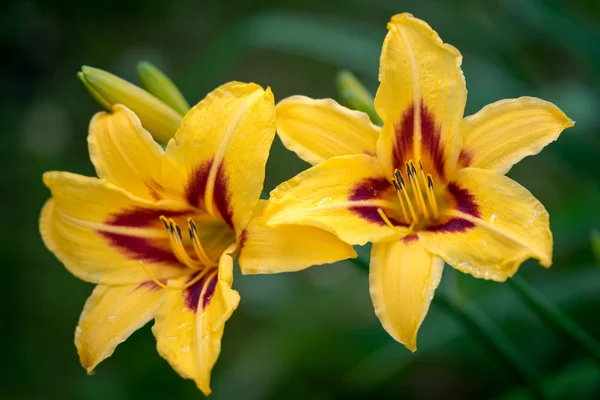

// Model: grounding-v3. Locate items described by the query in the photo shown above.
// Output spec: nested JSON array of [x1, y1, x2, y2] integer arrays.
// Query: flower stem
[[509, 275, 600, 368], [349, 256, 548, 399]]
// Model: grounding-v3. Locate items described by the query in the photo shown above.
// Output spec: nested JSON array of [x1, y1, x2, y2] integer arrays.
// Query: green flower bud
[[137, 61, 190, 116], [78, 66, 182, 143]]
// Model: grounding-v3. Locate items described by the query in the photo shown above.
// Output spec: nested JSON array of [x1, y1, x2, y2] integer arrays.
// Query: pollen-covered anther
[[393, 169, 418, 224], [391, 159, 440, 224], [188, 218, 217, 267], [159, 216, 216, 270]]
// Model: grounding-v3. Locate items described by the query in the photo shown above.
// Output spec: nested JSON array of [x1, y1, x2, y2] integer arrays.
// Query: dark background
[[2, 0, 600, 398]]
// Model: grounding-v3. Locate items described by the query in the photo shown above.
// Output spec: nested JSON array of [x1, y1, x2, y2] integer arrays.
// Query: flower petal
[[238, 201, 357, 274], [264, 154, 406, 246], [370, 239, 444, 351], [76, 282, 165, 373], [459, 97, 574, 173], [275, 95, 380, 165], [88, 105, 165, 201], [374, 13, 466, 179], [162, 82, 276, 234], [419, 168, 552, 281], [41, 172, 189, 284], [152, 245, 240, 396]]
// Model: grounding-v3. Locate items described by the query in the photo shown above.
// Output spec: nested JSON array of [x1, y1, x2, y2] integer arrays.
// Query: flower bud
[[78, 66, 182, 143], [137, 61, 190, 116], [335, 70, 382, 125]]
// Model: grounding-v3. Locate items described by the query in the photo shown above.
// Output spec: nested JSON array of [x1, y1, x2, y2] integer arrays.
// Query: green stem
[[509, 275, 600, 368], [349, 257, 548, 399]]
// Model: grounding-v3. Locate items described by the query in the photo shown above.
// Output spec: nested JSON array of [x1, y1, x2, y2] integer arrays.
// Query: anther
[[188, 218, 217, 267], [394, 169, 418, 224], [408, 160, 430, 221], [425, 173, 440, 219], [391, 178, 409, 222], [160, 216, 203, 270]]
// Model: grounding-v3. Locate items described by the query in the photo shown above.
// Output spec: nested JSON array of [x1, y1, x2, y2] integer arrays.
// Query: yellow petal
[[238, 201, 357, 274], [88, 105, 165, 201], [370, 239, 444, 351], [41, 172, 189, 284], [152, 245, 240, 396], [419, 168, 552, 281], [79, 66, 182, 143], [76, 282, 165, 373], [264, 154, 406, 246], [459, 97, 574, 173], [162, 82, 276, 234], [275, 95, 379, 165], [374, 13, 466, 179]]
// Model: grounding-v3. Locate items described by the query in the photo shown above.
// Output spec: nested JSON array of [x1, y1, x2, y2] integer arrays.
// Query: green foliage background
[[2, 0, 600, 398]]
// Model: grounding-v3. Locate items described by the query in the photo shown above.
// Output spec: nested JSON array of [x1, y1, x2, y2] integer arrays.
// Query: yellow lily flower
[[40, 81, 356, 395], [261, 14, 574, 351]]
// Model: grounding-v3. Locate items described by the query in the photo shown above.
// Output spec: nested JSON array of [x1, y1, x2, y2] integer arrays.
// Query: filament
[[376, 208, 404, 234], [394, 169, 419, 224], [138, 261, 213, 291], [406, 162, 430, 221], [160, 216, 203, 270], [426, 173, 440, 219], [188, 218, 217, 266]]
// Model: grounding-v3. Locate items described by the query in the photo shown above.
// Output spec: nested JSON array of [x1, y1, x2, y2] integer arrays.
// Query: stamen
[[160, 216, 203, 270], [394, 169, 419, 224], [188, 218, 217, 267], [138, 261, 213, 291], [425, 174, 440, 219], [392, 179, 409, 222], [376, 208, 404, 234], [407, 161, 430, 221]]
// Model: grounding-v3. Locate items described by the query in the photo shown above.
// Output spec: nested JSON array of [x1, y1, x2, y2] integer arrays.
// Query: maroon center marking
[[100, 207, 190, 266], [420, 102, 446, 178], [393, 103, 415, 171], [134, 280, 163, 292], [147, 179, 164, 201], [184, 273, 219, 312], [99, 231, 182, 265], [349, 178, 404, 225], [401, 234, 419, 243], [239, 228, 248, 249], [458, 149, 473, 168], [106, 208, 188, 227], [392, 101, 446, 178], [185, 159, 212, 208], [213, 163, 233, 228], [425, 182, 480, 233], [447, 183, 480, 218], [185, 158, 234, 228]]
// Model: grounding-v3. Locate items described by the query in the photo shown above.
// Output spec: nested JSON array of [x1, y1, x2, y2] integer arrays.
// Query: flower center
[[138, 216, 218, 291], [378, 159, 441, 232]]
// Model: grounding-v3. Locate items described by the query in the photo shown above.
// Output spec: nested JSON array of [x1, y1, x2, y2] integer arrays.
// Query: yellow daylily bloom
[[262, 14, 574, 351], [40, 81, 356, 395], [78, 65, 184, 143]]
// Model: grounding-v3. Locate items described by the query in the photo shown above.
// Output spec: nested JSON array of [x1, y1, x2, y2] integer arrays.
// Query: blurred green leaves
[[591, 230, 600, 268]]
